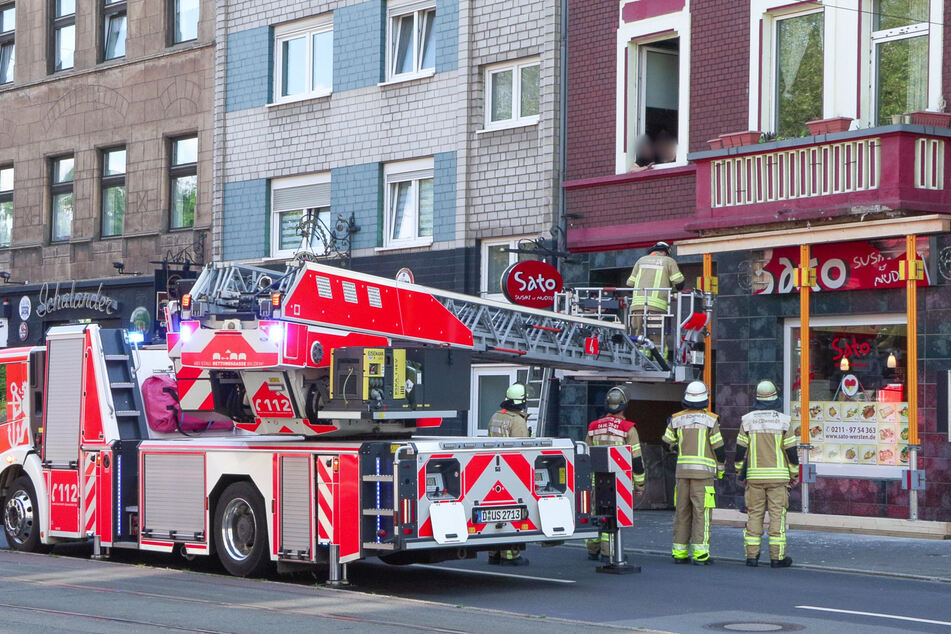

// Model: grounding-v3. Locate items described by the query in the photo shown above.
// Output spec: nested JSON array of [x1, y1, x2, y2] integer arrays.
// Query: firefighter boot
[[746, 556, 759, 567], [770, 556, 793, 568]]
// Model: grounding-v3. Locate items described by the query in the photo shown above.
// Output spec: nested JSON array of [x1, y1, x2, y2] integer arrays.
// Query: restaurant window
[[101, 0, 127, 61], [873, 0, 929, 125], [101, 147, 126, 237], [0, 165, 11, 247], [169, 0, 198, 45], [0, 2, 14, 84], [786, 316, 909, 469], [50, 155, 74, 242], [468, 366, 539, 436], [51, 0, 76, 72], [169, 135, 197, 229], [630, 38, 679, 169]]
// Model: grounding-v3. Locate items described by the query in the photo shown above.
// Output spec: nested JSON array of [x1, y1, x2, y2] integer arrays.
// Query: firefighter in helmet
[[735, 380, 799, 568], [662, 380, 725, 565], [625, 241, 685, 351], [585, 387, 646, 561], [487, 383, 530, 566]]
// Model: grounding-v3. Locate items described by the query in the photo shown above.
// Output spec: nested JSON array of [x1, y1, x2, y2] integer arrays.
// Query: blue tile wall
[[226, 27, 272, 112], [433, 151, 456, 242], [330, 162, 382, 250], [334, 0, 386, 92], [434, 0, 459, 73], [222, 179, 269, 260]]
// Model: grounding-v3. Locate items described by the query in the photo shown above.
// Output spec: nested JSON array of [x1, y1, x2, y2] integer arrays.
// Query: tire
[[3, 476, 48, 553], [213, 481, 271, 577]]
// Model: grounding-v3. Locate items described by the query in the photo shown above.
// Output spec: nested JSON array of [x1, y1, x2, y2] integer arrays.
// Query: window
[[386, 1, 435, 81], [383, 158, 433, 249], [50, 156, 74, 242], [485, 58, 540, 130], [0, 166, 12, 247], [169, 136, 197, 229], [270, 173, 331, 257], [101, 148, 126, 237], [873, 0, 929, 125], [480, 237, 539, 299], [634, 39, 679, 168], [0, 3, 14, 84], [468, 366, 539, 436], [50, 0, 75, 72], [274, 15, 333, 102], [170, 0, 198, 44], [774, 11, 824, 138], [102, 0, 127, 61]]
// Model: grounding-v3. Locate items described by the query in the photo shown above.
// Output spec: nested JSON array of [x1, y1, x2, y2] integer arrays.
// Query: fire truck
[[0, 261, 707, 580]]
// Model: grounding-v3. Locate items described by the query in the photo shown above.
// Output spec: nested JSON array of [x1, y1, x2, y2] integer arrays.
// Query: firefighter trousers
[[630, 305, 667, 354], [672, 477, 715, 561], [744, 481, 788, 560], [587, 532, 613, 556]]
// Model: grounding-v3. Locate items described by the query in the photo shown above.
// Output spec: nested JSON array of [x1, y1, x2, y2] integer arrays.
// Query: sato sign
[[502, 260, 563, 309], [754, 239, 930, 294]]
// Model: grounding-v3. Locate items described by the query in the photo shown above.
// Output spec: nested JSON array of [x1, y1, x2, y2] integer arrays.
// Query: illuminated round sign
[[18, 296, 31, 320], [129, 306, 152, 334], [17, 322, 28, 341], [501, 260, 563, 309], [395, 268, 415, 284]]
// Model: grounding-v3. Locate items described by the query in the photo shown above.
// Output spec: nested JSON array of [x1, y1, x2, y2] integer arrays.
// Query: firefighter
[[662, 380, 725, 565], [585, 387, 646, 561], [625, 241, 685, 352], [734, 380, 799, 569], [487, 383, 530, 566]]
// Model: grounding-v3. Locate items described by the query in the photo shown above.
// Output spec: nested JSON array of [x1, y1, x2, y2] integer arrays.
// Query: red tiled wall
[[565, 172, 696, 230], [565, 0, 619, 182]]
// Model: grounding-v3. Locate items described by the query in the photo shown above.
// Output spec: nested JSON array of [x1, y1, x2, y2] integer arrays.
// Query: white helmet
[[684, 381, 709, 405], [755, 380, 778, 402], [506, 383, 527, 406]]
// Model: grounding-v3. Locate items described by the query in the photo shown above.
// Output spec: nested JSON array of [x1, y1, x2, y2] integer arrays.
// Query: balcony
[[687, 124, 951, 233]]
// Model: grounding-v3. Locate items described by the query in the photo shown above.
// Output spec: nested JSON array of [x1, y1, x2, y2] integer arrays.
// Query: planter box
[[707, 138, 724, 150], [806, 117, 853, 135], [908, 111, 951, 127], [718, 131, 761, 148]]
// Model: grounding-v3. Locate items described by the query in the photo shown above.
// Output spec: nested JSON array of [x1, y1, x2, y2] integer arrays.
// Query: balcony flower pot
[[908, 111, 951, 127], [707, 138, 724, 150], [806, 117, 853, 135], [718, 131, 761, 148]]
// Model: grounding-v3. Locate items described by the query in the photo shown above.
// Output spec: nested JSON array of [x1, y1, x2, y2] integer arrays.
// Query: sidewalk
[[619, 510, 951, 582]]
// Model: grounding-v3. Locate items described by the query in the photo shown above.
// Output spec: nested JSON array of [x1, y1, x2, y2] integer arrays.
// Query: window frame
[[381, 157, 435, 251], [384, 0, 436, 83], [870, 3, 930, 126], [49, 0, 76, 74], [100, 146, 126, 238], [0, 164, 12, 248], [269, 172, 332, 258], [483, 57, 541, 131], [168, 0, 199, 46], [272, 15, 333, 105], [168, 135, 197, 230], [0, 2, 14, 85], [49, 154, 74, 243], [100, 0, 127, 62], [769, 7, 825, 137], [479, 235, 539, 300]]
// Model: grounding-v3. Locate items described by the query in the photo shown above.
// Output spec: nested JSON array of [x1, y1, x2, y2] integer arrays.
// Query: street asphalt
[[2, 510, 951, 633]]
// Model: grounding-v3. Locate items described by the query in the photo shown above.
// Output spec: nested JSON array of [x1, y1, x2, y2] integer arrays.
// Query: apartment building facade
[[0, 0, 213, 346], [564, 0, 951, 521], [214, 0, 563, 435]]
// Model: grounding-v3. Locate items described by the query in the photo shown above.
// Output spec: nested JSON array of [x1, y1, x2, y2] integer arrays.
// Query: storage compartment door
[[43, 337, 84, 467], [142, 453, 206, 541], [279, 455, 313, 560]]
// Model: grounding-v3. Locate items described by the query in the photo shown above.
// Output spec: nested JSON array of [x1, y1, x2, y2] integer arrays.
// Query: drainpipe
[[556, 0, 568, 269]]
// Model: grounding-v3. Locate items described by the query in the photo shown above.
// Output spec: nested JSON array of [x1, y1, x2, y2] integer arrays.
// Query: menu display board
[[790, 401, 910, 466]]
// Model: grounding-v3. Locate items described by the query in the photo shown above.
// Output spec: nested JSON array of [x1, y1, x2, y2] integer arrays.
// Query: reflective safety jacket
[[663, 409, 725, 479], [586, 414, 646, 486], [625, 254, 685, 311], [735, 409, 799, 482], [488, 409, 529, 438]]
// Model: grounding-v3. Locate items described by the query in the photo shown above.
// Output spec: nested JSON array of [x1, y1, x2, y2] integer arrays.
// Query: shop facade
[[0, 276, 165, 348]]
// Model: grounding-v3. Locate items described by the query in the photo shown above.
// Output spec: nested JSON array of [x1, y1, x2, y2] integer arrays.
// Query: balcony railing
[[688, 124, 951, 230]]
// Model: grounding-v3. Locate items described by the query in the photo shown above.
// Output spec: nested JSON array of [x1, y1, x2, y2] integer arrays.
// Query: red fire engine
[[0, 261, 702, 580]]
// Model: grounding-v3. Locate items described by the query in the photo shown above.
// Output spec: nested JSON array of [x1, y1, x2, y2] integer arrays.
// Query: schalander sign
[[35, 282, 120, 318], [502, 260, 563, 309]]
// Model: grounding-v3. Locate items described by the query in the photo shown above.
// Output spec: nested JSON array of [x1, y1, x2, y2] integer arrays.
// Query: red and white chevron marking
[[82, 453, 97, 534], [316, 457, 334, 544], [609, 446, 634, 528], [175, 363, 215, 411]]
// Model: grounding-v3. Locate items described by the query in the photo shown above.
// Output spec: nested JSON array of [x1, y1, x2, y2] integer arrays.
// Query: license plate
[[474, 506, 527, 523]]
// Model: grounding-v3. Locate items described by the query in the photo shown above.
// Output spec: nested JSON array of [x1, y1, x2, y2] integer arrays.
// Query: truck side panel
[[337, 453, 361, 563]]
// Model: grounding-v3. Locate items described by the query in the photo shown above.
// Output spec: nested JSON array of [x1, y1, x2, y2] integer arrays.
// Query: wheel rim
[[220, 497, 256, 562], [4, 489, 34, 546]]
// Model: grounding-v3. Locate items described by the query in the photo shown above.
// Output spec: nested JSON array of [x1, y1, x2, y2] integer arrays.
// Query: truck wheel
[[213, 482, 271, 577], [3, 476, 47, 553]]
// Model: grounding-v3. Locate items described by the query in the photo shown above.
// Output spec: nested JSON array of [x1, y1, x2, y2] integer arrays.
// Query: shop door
[[468, 366, 539, 436]]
